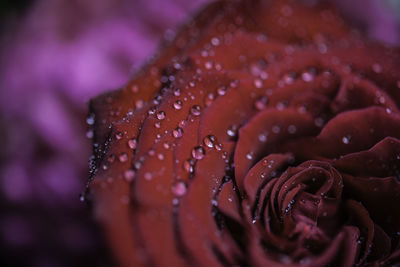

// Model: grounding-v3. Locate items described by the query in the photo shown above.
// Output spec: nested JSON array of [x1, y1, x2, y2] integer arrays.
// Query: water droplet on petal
[[183, 159, 195, 173], [86, 129, 94, 139], [217, 86, 227, 96], [173, 62, 182, 70], [203, 135, 216, 148], [128, 138, 137, 149], [163, 142, 171, 149], [253, 78, 263, 88], [342, 136, 350, 144], [173, 127, 184, 138], [174, 88, 181, 96], [227, 125, 238, 138], [115, 132, 123, 140], [124, 170, 135, 182], [173, 100, 183, 110], [156, 111, 166, 120], [283, 72, 296, 84], [144, 172, 152, 180], [172, 182, 187, 196], [246, 152, 254, 160], [254, 96, 268, 110], [135, 99, 144, 109], [119, 153, 128, 162], [211, 37, 220, 46], [134, 161, 142, 170], [258, 133, 267, 142], [190, 105, 201, 116], [215, 143, 222, 151], [192, 146, 205, 160], [301, 71, 314, 82], [86, 114, 95, 125], [205, 61, 213, 70], [272, 125, 281, 134]]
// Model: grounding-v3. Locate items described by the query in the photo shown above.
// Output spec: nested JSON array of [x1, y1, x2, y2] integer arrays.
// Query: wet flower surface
[[87, 0, 400, 266]]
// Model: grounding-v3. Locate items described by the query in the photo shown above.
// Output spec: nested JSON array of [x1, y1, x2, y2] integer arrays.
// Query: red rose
[[87, 0, 400, 266]]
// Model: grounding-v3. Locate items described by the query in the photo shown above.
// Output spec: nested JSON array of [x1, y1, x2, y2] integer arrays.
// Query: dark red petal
[[333, 137, 400, 178], [235, 108, 318, 192], [283, 107, 400, 160]]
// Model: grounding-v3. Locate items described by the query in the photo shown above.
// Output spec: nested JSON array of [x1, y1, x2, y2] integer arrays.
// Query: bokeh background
[[0, 0, 399, 266]]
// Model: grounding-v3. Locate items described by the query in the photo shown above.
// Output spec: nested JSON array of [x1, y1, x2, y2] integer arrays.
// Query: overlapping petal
[[87, 0, 400, 266]]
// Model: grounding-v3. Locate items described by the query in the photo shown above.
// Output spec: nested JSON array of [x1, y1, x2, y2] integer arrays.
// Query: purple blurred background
[[0, 0, 398, 266]]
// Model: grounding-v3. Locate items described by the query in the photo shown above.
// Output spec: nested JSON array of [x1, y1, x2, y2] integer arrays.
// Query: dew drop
[[272, 125, 281, 134], [157, 153, 165, 160], [211, 37, 220, 46], [134, 161, 142, 170], [173, 127, 184, 138], [254, 96, 268, 110], [204, 93, 215, 107], [144, 172, 152, 180], [227, 125, 238, 138], [192, 146, 205, 160], [119, 153, 128, 162], [174, 88, 181, 96], [86, 114, 95, 125], [115, 132, 123, 140], [86, 129, 94, 139], [173, 100, 183, 110], [214, 143, 222, 151], [124, 170, 135, 182], [203, 135, 216, 148], [183, 159, 195, 173], [128, 138, 137, 149], [163, 142, 170, 149], [246, 152, 254, 160], [173, 62, 181, 70], [148, 107, 156, 115], [172, 182, 187, 197], [217, 86, 227, 96], [156, 111, 166, 120], [253, 78, 263, 88], [342, 136, 350, 144], [258, 133, 268, 142], [282, 72, 296, 84], [190, 105, 201, 116], [135, 99, 144, 109], [301, 71, 314, 82], [205, 61, 213, 70]]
